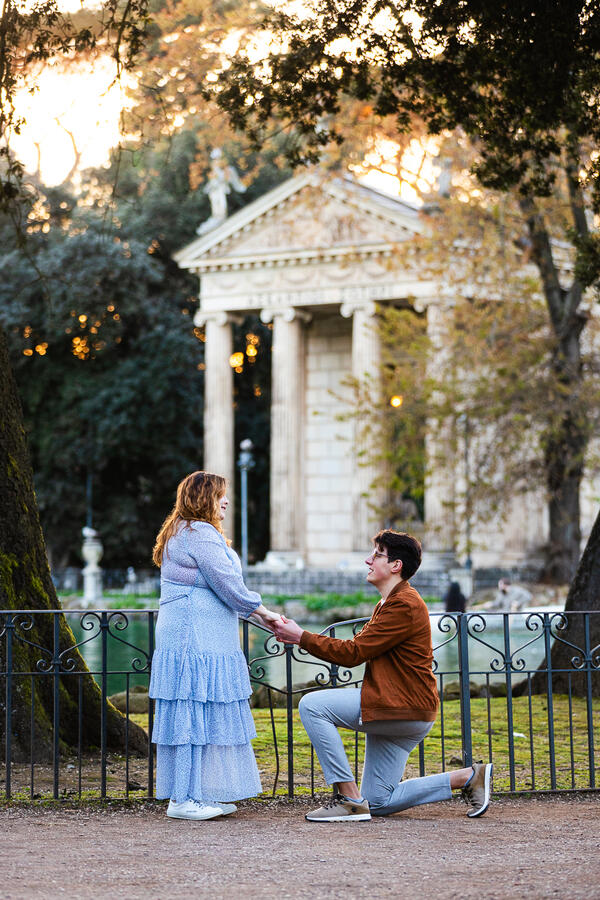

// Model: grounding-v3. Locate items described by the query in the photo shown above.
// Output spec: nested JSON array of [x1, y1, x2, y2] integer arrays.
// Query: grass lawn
[[131, 693, 600, 797], [2, 694, 596, 803]]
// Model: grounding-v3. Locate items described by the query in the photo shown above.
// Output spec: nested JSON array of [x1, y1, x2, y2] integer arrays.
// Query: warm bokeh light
[[351, 136, 442, 205], [10, 55, 135, 187], [390, 395, 404, 408], [229, 352, 244, 368], [11, 3, 439, 202]]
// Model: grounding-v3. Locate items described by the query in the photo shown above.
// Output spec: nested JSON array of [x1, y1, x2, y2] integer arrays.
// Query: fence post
[[584, 613, 596, 789], [503, 614, 516, 791], [242, 619, 249, 664], [100, 610, 108, 798], [544, 613, 556, 791], [285, 643, 294, 798], [457, 613, 472, 767], [329, 626, 338, 688], [4, 615, 13, 799], [52, 613, 60, 799]]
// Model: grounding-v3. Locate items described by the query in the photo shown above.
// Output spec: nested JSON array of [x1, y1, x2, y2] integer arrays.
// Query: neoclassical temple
[[175, 171, 596, 571]]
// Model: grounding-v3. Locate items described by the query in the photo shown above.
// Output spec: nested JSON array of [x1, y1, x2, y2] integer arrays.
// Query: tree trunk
[[514, 507, 600, 697], [543, 327, 586, 583], [519, 194, 587, 584], [0, 324, 147, 761]]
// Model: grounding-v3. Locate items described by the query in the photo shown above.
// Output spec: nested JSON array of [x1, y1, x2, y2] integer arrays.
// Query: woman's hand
[[251, 605, 283, 631]]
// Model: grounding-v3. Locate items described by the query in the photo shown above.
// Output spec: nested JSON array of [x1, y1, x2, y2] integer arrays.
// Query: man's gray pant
[[299, 688, 452, 816]]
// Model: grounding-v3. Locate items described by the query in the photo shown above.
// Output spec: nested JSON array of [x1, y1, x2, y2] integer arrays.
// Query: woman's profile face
[[218, 494, 229, 520]]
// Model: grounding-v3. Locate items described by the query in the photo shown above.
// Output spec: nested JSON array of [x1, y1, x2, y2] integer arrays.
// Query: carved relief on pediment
[[211, 194, 411, 258]]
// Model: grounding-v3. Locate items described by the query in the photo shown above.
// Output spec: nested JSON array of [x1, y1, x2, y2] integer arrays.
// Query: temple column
[[421, 301, 457, 569], [341, 301, 383, 551], [261, 307, 309, 563], [195, 311, 236, 524]]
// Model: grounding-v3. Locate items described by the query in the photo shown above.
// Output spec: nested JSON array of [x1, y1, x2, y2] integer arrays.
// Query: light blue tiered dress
[[149, 520, 262, 803]]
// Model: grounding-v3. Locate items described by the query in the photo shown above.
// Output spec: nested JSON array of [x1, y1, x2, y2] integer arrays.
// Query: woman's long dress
[[149, 521, 262, 803]]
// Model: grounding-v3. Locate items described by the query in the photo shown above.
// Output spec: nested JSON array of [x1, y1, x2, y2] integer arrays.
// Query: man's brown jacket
[[299, 580, 439, 722]]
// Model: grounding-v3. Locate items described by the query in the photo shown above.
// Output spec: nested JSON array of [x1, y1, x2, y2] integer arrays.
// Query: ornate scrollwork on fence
[[463, 613, 513, 673], [1, 613, 55, 674], [248, 631, 286, 682], [106, 612, 151, 673], [431, 614, 459, 674]]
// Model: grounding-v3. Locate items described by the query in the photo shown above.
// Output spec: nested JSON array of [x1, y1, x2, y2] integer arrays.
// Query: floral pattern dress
[[149, 520, 262, 803]]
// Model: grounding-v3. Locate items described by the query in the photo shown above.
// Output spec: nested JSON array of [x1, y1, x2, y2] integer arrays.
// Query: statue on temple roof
[[197, 148, 247, 235]]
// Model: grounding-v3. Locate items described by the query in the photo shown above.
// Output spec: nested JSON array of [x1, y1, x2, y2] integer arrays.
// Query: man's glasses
[[369, 550, 389, 560]]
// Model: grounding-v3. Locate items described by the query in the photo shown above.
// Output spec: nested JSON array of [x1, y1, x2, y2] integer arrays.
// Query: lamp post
[[238, 439, 254, 572], [460, 414, 473, 572], [86, 470, 93, 529]]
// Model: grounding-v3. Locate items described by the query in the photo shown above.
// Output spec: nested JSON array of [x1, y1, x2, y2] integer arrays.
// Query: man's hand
[[249, 606, 283, 632], [272, 617, 304, 645]]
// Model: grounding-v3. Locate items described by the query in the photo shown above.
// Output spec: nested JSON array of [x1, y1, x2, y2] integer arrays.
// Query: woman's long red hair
[[152, 471, 228, 567]]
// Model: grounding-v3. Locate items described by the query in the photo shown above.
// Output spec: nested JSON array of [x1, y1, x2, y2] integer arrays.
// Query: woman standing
[[149, 471, 280, 820]]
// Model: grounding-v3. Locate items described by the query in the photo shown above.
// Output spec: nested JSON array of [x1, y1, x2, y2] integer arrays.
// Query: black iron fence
[[1, 608, 598, 801]]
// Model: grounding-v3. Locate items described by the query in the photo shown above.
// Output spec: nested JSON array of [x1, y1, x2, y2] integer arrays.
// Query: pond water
[[69, 607, 559, 697]]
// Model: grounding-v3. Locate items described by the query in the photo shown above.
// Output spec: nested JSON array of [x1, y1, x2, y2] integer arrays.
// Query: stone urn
[[81, 525, 103, 608]]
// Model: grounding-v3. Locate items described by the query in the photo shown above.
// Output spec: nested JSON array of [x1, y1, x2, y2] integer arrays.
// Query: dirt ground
[[2, 794, 600, 900]]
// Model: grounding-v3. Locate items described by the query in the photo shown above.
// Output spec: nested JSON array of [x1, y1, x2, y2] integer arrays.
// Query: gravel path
[[3, 794, 600, 899]]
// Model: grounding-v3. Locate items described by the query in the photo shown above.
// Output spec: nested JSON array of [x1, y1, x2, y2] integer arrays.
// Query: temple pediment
[[174, 172, 424, 272]]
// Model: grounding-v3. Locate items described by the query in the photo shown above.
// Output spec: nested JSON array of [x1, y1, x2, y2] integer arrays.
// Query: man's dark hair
[[372, 530, 422, 580]]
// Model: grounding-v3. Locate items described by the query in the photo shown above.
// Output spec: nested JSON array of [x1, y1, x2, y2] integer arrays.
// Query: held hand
[[253, 607, 283, 632], [272, 617, 303, 645]]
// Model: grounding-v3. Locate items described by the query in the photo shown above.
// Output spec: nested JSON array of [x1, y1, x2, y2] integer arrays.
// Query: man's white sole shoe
[[465, 763, 493, 818], [167, 799, 223, 820], [305, 812, 371, 822]]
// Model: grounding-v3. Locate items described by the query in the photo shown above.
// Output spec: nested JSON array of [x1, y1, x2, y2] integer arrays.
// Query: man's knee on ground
[[361, 784, 392, 811]]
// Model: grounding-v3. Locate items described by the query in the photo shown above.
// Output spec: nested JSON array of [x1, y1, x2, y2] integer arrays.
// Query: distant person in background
[[494, 578, 533, 612], [443, 581, 467, 614]]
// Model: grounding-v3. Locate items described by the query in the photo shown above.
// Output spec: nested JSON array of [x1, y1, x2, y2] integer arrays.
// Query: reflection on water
[[429, 612, 553, 684], [70, 612, 154, 697], [69, 609, 556, 696]]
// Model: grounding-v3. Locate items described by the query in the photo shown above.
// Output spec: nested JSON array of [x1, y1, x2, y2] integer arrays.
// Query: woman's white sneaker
[[209, 801, 238, 815], [167, 799, 223, 820]]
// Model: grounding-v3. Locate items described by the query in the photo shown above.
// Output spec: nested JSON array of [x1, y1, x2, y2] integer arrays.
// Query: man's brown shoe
[[305, 793, 371, 822], [462, 762, 493, 817]]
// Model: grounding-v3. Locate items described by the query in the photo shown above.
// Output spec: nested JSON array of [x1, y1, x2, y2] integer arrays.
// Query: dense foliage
[[0, 210, 204, 567], [1, 113, 288, 566]]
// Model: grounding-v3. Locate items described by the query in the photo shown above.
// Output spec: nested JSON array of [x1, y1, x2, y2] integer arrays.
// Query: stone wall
[[245, 565, 544, 599]]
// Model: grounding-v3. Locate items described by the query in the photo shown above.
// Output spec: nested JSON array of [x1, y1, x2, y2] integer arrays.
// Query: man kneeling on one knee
[[272, 530, 492, 823]]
